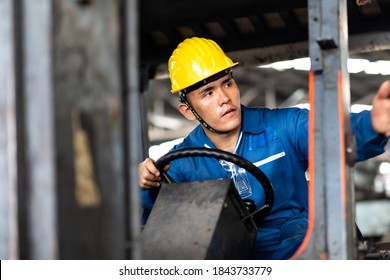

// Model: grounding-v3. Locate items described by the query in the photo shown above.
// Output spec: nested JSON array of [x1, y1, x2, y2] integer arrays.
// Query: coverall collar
[[240, 105, 266, 135]]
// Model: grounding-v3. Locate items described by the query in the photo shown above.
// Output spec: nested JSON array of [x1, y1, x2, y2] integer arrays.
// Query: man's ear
[[178, 103, 197, 121]]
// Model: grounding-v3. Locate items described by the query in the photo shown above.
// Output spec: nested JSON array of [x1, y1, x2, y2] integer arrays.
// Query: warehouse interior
[[0, 0, 389, 260]]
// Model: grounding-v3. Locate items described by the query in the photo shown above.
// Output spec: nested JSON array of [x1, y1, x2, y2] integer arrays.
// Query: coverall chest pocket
[[240, 134, 289, 206]]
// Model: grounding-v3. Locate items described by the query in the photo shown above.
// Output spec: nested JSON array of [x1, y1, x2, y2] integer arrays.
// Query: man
[[138, 37, 390, 259]]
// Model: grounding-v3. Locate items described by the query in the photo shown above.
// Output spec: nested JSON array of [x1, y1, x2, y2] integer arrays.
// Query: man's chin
[[218, 124, 241, 134]]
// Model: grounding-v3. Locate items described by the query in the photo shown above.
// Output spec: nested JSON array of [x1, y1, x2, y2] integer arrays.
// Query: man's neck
[[205, 126, 241, 152]]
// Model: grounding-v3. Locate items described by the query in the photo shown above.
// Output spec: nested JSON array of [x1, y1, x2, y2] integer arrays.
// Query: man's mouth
[[221, 107, 236, 118]]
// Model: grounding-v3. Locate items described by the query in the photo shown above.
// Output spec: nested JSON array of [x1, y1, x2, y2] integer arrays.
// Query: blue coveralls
[[142, 105, 389, 259]]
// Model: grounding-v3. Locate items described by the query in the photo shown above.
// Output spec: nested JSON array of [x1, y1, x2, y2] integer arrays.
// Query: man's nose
[[218, 88, 230, 105]]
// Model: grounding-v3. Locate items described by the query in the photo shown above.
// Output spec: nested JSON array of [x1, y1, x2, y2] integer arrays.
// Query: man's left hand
[[371, 80, 390, 136]]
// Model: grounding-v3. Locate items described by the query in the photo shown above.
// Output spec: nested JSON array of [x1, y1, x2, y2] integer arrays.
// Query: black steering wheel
[[153, 147, 274, 223]]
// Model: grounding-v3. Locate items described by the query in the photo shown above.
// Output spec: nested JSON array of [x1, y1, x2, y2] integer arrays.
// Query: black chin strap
[[179, 92, 227, 134]]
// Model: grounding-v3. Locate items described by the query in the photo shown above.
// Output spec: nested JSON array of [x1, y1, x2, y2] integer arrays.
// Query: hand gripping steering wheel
[[154, 147, 275, 223]]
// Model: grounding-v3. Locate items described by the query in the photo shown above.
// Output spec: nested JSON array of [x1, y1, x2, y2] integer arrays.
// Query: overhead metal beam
[[230, 30, 390, 67]]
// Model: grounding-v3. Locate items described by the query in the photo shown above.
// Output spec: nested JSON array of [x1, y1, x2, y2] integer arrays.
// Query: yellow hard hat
[[168, 37, 238, 93]]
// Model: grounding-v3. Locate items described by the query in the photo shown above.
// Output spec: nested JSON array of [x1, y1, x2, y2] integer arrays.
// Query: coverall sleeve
[[351, 110, 389, 162], [282, 108, 388, 166]]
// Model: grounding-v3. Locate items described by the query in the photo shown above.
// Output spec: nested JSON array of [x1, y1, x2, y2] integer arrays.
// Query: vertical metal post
[[0, 0, 18, 260], [22, 0, 58, 259], [2, 0, 133, 259], [53, 0, 126, 259], [297, 0, 355, 259], [124, 0, 142, 259]]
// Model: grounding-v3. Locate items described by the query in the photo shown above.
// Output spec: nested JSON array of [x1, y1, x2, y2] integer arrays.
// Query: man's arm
[[352, 80, 390, 162]]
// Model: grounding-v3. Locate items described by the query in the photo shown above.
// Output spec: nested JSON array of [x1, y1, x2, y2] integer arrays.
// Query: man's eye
[[225, 81, 233, 87]]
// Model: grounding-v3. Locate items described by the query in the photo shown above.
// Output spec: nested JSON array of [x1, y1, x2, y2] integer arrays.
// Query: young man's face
[[185, 74, 242, 134]]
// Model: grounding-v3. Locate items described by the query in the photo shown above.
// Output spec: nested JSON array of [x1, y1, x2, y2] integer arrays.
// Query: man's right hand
[[138, 158, 170, 188]]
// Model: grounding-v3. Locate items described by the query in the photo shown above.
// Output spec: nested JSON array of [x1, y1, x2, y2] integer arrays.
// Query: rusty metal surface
[[53, 0, 126, 259]]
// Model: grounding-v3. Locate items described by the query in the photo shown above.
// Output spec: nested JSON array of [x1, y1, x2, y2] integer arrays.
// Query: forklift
[[0, 0, 389, 260]]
